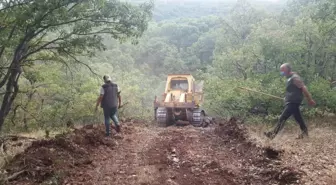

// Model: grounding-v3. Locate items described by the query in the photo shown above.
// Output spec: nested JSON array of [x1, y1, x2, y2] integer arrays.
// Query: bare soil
[[248, 118, 336, 185], [3, 117, 332, 185]]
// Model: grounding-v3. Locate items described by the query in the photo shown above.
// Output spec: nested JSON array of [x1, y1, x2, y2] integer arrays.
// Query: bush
[[203, 74, 335, 121]]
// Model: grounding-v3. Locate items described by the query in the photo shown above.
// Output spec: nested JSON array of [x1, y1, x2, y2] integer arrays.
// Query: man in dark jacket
[[264, 63, 316, 139], [95, 75, 121, 136]]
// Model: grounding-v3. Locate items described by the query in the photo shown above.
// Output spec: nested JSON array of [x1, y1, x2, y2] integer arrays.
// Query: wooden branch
[[74, 30, 120, 36], [0, 90, 29, 95], [29, 31, 49, 50], [237, 87, 283, 100], [41, 18, 85, 28], [30, 1, 77, 29], [0, 143, 8, 164], [19, 106, 41, 123], [23, 37, 67, 59], [0, 66, 14, 70], [49, 50, 74, 79], [10, 104, 20, 125], [6, 170, 26, 182], [86, 19, 119, 24], [0, 32, 32, 89], [0, 25, 16, 56], [4, 73, 21, 116], [0, 25, 17, 79], [67, 2, 79, 12], [0, 72, 13, 91], [0, 135, 37, 141], [62, 49, 98, 76]]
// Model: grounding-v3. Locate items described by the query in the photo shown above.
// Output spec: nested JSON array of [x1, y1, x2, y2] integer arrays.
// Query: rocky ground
[[1, 117, 335, 185]]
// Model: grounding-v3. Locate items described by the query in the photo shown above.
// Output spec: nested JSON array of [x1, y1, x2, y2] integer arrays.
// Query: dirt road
[[3, 119, 313, 185]]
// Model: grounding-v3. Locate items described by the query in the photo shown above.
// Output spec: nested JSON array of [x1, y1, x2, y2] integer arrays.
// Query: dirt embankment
[[1, 118, 309, 185], [2, 124, 116, 184]]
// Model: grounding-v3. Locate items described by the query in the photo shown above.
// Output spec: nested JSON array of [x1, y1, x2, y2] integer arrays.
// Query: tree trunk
[[0, 43, 26, 132], [22, 91, 35, 131], [23, 112, 28, 131], [332, 56, 336, 81], [0, 69, 21, 132]]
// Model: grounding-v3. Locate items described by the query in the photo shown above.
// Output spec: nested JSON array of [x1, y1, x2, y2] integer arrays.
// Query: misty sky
[[158, 0, 285, 3], [259, 0, 284, 1]]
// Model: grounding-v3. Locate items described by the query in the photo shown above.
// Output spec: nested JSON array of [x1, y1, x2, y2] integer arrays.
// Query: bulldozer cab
[[165, 74, 194, 93], [154, 74, 207, 127], [170, 79, 188, 91]]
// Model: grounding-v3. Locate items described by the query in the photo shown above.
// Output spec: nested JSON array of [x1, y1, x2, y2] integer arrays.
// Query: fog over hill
[[130, 0, 287, 21]]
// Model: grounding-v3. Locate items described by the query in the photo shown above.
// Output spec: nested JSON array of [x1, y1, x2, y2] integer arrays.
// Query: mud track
[[4, 118, 303, 185]]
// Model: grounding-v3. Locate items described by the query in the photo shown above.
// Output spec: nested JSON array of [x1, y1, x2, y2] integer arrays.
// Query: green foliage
[[307, 78, 336, 113], [0, 0, 154, 132], [152, 0, 235, 21], [206, 0, 336, 120], [1, 0, 336, 133], [203, 73, 285, 119]]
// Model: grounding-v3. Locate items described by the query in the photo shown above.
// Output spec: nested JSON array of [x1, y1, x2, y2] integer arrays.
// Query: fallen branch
[[0, 142, 8, 161], [119, 102, 129, 109], [0, 135, 38, 142], [6, 170, 26, 182]]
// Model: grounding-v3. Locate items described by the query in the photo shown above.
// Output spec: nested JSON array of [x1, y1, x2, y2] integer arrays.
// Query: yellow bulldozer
[[153, 74, 209, 127]]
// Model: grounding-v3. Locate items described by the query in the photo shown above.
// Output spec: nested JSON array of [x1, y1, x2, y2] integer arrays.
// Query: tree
[[0, 0, 153, 131]]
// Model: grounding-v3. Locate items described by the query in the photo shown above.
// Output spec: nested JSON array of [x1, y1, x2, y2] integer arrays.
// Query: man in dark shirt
[[264, 63, 316, 139], [95, 75, 122, 136]]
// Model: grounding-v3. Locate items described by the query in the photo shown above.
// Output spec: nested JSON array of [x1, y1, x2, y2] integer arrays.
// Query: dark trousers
[[272, 103, 308, 135], [103, 107, 119, 136]]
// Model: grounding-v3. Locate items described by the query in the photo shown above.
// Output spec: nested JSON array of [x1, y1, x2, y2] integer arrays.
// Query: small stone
[[173, 157, 180, 163], [167, 179, 178, 185]]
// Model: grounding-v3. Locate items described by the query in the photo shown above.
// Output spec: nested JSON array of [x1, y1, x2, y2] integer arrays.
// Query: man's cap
[[103, 75, 111, 82]]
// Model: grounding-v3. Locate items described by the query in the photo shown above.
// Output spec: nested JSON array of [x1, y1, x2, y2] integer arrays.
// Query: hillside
[[0, 0, 336, 184]]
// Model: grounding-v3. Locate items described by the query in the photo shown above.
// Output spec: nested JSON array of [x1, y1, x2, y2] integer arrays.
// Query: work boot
[[264, 131, 275, 139], [115, 125, 121, 133], [296, 131, 308, 139], [114, 133, 123, 139]]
